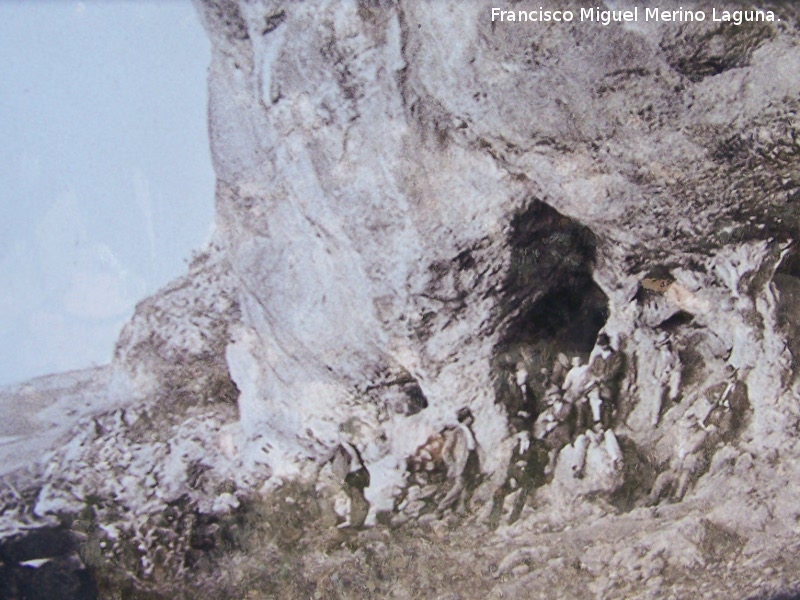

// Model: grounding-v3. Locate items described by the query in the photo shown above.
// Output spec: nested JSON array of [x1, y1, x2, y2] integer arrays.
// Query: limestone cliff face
[[161, 0, 800, 510], [4, 1, 800, 598]]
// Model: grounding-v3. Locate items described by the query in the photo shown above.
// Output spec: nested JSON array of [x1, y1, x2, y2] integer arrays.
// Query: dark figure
[[342, 443, 371, 528], [489, 434, 551, 527]]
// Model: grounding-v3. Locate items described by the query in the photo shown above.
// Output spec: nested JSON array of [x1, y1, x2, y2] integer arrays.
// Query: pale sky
[[0, 1, 215, 385]]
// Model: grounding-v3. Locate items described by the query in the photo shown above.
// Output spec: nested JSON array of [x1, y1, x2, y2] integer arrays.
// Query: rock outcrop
[[3, 1, 800, 598]]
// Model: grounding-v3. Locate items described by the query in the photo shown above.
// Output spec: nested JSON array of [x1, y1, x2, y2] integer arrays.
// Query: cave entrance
[[491, 200, 609, 428], [508, 282, 609, 355]]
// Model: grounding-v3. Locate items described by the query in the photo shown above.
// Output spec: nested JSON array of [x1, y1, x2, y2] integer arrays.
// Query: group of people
[[336, 334, 628, 527], [490, 333, 625, 524], [402, 407, 482, 518]]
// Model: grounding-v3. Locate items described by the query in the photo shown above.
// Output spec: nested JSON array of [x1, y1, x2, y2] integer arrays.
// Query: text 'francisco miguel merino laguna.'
[[490, 7, 778, 25]]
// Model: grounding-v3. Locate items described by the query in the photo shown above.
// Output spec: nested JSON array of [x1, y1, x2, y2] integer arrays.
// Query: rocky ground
[[3, 0, 800, 598]]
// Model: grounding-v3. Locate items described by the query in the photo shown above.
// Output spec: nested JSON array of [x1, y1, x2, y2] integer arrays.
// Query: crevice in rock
[[260, 10, 286, 36], [657, 310, 694, 331], [677, 337, 708, 389], [773, 245, 800, 379], [776, 244, 800, 280]]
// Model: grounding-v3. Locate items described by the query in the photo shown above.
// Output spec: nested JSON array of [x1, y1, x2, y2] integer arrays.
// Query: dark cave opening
[[499, 199, 607, 350], [488, 201, 611, 524], [497, 199, 608, 354], [511, 282, 609, 355], [492, 200, 609, 427]]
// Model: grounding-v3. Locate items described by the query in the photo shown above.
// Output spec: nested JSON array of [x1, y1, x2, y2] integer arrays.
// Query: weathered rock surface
[[3, 1, 800, 598]]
